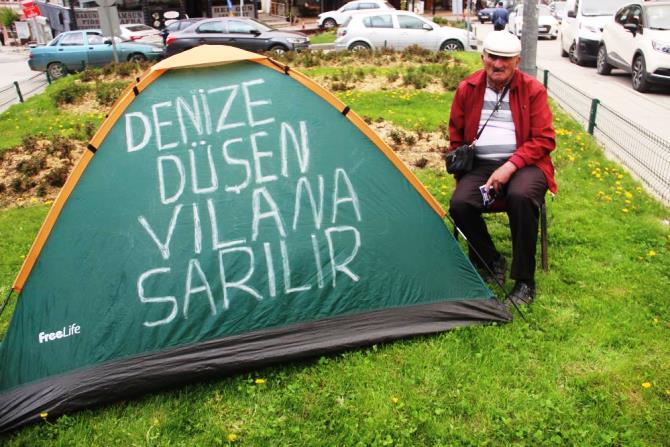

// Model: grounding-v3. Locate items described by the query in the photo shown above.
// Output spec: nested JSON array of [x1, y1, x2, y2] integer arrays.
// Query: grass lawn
[[0, 53, 668, 446], [309, 30, 337, 45]]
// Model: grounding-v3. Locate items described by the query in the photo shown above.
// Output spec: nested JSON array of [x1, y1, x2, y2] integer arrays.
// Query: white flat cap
[[482, 31, 521, 57]]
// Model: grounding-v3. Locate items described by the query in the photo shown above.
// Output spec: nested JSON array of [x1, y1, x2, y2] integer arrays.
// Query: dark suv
[[165, 17, 310, 56]]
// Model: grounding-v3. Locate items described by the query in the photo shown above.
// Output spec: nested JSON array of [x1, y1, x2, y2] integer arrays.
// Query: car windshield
[[538, 5, 551, 17], [582, 0, 629, 17], [384, 1, 393, 7], [646, 5, 670, 30]]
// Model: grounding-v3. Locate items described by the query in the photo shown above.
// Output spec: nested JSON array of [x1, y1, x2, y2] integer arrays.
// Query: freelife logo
[[38, 324, 81, 344]]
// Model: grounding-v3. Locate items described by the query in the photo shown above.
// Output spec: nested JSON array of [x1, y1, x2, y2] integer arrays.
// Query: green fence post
[[588, 99, 600, 134], [13, 81, 24, 103], [543, 69, 549, 89]]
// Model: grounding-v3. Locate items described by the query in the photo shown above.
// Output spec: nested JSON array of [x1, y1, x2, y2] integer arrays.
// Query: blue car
[[28, 29, 164, 79]]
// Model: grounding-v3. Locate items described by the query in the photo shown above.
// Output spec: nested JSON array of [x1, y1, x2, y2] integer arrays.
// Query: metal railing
[[540, 68, 670, 205], [0, 72, 50, 113]]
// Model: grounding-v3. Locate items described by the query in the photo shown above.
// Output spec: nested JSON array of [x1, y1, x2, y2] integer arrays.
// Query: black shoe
[[480, 255, 507, 286], [506, 281, 535, 306]]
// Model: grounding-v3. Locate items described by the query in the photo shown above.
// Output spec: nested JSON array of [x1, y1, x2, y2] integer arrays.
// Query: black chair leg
[[540, 202, 548, 271]]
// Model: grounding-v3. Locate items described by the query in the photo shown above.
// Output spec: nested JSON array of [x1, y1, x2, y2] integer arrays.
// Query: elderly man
[[448, 31, 556, 305]]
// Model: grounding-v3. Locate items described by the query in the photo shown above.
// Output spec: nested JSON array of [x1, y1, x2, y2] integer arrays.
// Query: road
[[0, 48, 46, 113], [473, 23, 670, 143]]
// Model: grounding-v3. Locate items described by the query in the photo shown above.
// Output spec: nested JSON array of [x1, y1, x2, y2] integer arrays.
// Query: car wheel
[[128, 53, 147, 63], [596, 45, 612, 75], [479, 18, 485, 24], [269, 45, 288, 56], [323, 18, 337, 29], [568, 41, 585, 65], [349, 41, 371, 52], [47, 62, 67, 80], [632, 54, 651, 92], [440, 39, 464, 52]]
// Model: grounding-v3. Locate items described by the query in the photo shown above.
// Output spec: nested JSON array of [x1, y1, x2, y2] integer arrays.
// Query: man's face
[[482, 51, 520, 87]]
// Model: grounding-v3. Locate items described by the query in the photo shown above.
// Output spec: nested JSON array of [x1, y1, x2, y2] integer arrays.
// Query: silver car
[[335, 11, 476, 52]]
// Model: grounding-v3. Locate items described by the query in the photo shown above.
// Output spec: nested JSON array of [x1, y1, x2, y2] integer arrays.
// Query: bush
[[16, 155, 46, 176], [52, 81, 90, 105], [414, 157, 428, 168], [441, 63, 471, 90], [44, 165, 69, 187], [95, 81, 126, 106]]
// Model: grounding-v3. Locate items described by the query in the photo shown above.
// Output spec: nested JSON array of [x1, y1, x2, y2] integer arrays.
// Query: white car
[[508, 4, 560, 39], [335, 11, 476, 52], [318, 0, 395, 29], [597, 1, 670, 92], [559, 0, 631, 65], [119, 23, 163, 46]]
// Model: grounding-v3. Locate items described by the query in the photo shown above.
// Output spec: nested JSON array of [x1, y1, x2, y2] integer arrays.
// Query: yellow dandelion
[[624, 191, 633, 198], [254, 378, 266, 385], [391, 396, 400, 404], [648, 250, 657, 257], [227, 433, 238, 442], [665, 389, 670, 396], [40, 412, 48, 420], [642, 382, 652, 389], [652, 317, 659, 324], [622, 208, 629, 213]]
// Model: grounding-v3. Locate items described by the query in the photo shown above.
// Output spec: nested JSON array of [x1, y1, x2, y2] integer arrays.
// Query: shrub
[[49, 136, 76, 158], [16, 155, 46, 176], [45, 165, 69, 187], [389, 129, 405, 145], [386, 70, 400, 83], [414, 157, 428, 168], [79, 67, 101, 82], [404, 133, 417, 146], [52, 81, 90, 105], [10, 178, 25, 193], [403, 67, 428, 89], [35, 184, 47, 197], [441, 63, 471, 90], [95, 81, 126, 106], [21, 135, 40, 153]]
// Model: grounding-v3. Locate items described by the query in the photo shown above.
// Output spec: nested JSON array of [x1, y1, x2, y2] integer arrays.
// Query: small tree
[[0, 7, 20, 45]]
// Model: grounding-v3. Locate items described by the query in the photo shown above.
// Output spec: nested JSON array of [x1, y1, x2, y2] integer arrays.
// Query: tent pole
[[0, 288, 14, 318]]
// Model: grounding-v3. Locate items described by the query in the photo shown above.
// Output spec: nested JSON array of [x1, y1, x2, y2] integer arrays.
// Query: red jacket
[[448, 69, 557, 193]]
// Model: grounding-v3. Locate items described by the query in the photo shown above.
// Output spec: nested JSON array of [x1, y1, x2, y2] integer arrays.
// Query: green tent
[[0, 46, 510, 433]]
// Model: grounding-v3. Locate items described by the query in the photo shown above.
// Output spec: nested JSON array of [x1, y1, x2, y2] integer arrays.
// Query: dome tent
[[0, 46, 510, 433]]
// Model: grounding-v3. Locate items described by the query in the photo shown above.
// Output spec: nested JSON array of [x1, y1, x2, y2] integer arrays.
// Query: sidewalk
[[0, 44, 29, 56]]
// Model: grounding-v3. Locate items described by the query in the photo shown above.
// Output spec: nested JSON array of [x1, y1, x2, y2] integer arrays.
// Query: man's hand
[[485, 161, 517, 193]]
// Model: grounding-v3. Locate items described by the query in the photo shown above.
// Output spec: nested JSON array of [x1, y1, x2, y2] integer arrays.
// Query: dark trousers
[[494, 24, 506, 31], [449, 159, 547, 282]]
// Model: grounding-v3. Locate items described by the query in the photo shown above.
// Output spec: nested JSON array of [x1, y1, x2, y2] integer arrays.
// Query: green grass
[[309, 30, 337, 44], [338, 90, 454, 132], [0, 59, 669, 446], [0, 77, 105, 153]]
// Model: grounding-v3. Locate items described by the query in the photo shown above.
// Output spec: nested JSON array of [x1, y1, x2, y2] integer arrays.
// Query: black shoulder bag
[[445, 84, 510, 175]]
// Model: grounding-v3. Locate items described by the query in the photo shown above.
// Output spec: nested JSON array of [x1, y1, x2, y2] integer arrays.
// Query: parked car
[[559, 0, 631, 65], [335, 11, 476, 52], [119, 23, 163, 46], [160, 18, 205, 44], [165, 17, 309, 56], [318, 0, 395, 29], [508, 4, 559, 39], [597, 1, 670, 92], [28, 30, 164, 79]]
